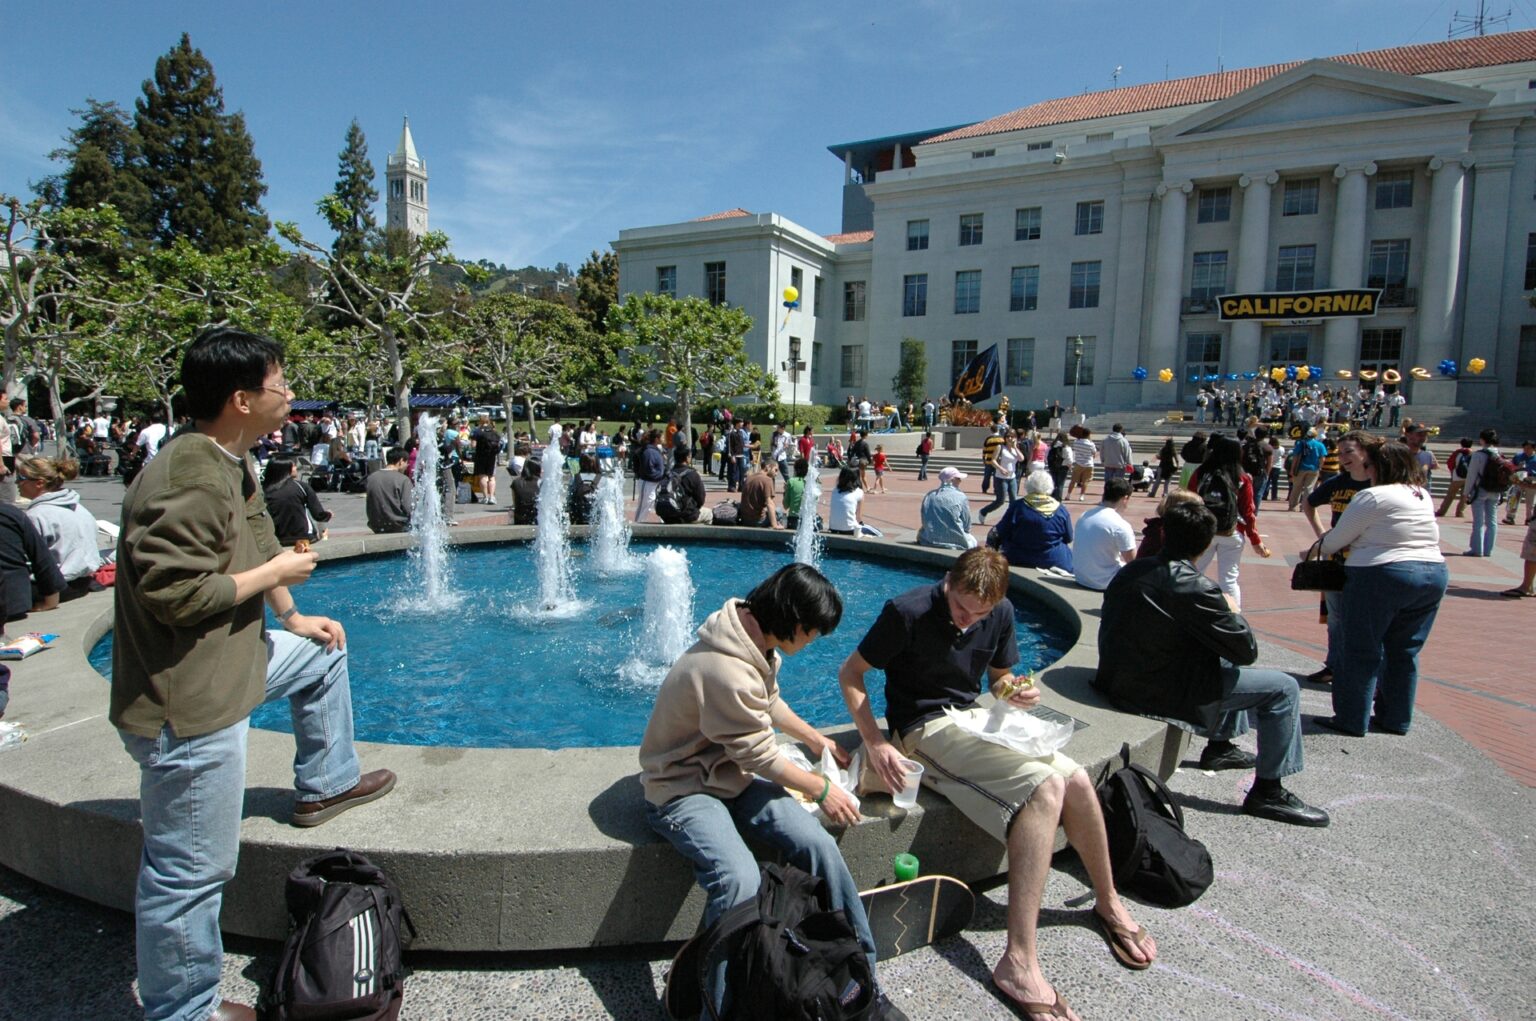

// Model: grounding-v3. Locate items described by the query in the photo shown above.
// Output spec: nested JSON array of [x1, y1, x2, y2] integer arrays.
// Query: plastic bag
[[0, 721, 26, 751], [780, 743, 862, 817], [941, 702, 1074, 759]]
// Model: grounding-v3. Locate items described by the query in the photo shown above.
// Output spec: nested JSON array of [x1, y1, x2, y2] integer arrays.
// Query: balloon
[[1309, 365, 1324, 379], [1438, 359, 1458, 378], [782, 286, 799, 304], [1226, 373, 1239, 381], [1468, 357, 1487, 374], [1360, 369, 1379, 381], [1285, 365, 1298, 380], [1158, 368, 1173, 383], [1188, 375, 1199, 383], [1270, 367, 1286, 382], [1410, 367, 1432, 380], [1296, 366, 1311, 381], [1242, 371, 1258, 380], [1335, 369, 1353, 379], [1132, 366, 1149, 381], [1383, 368, 1402, 384]]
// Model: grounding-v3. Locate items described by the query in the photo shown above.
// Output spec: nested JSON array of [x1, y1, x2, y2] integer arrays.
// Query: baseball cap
[[1410, 423, 1431, 433], [939, 466, 968, 483]]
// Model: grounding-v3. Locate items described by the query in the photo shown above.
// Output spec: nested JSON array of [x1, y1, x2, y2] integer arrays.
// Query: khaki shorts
[[1521, 519, 1536, 563], [1069, 465, 1094, 489], [875, 714, 1080, 844]]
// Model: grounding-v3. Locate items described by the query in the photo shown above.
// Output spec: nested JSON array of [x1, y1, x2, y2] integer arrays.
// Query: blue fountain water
[[89, 541, 1074, 749]]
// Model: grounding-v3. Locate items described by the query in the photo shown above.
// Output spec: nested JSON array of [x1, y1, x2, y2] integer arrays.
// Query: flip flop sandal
[[988, 981, 1073, 1019], [1093, 910, 1156, 970], [1501, 588, 1535, 598]]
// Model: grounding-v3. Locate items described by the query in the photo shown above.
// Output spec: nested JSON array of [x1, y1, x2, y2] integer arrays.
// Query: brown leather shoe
[[291, 769, 396, 827], [209, 1001, 257, 1021]]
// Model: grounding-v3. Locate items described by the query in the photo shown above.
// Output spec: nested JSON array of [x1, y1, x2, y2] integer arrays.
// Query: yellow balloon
[[1468, 357, 1487, 374], [1360, 369, 1378, 381], [1270, 367, 1286, 382], [1411, 367, 1432, 380], [1383, 368, 1402, 384], [1157, 368, 1173, 383], [783, 286, 799, 304], [1335, 369, 1353, 378], [1296, 366, 1311, 381]]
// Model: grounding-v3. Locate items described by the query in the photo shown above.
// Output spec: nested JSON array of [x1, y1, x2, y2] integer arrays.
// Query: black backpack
[[260, 849, 416, 1021], [1477, 448, 1515, 494], [1047, 442, 1065, 472], [1241, 439, 1265, 480], [672, 863, 877, 1021], [654, 468, 698, 524], [1096, 749, 1213, 908], [1196, 469, 1240, 535], [568, 476, 597, 524]]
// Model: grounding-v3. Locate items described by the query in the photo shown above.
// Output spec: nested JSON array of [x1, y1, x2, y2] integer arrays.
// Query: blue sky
[[3, 1, 1531, 268]]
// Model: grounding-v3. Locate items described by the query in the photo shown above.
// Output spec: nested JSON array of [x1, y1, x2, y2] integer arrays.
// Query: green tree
[[453, 293, 602, 435], [36, 100, 153, 239], [135, 33, 269, 251], [330, 120, 377, 261], [892, 338, 928, 407], [606, 292, 776, 436], [574, 248, 618, 332]]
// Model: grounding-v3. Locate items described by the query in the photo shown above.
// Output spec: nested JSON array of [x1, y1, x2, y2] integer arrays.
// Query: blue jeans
[[1103, 466, 1127, 486], [646, 779, 877, 1014], [1468, 494, 1499, 555], [979, 474, 1017, 518], [980, 463, 995, 494], [918, 453, 930, 480], [1199, 666, 1305, 780], [119, 630, 360, 1021], [1333, 560, 1449, 733], [1323, 590, 1343, 672]]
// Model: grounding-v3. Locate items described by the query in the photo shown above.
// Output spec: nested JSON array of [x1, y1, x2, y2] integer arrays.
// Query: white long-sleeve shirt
[[1320, 483, 1443, 568]]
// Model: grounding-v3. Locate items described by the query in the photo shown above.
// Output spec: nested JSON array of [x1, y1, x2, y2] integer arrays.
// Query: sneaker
[[874, 993, 909, 1021], [1303, 667, 1333, 685], [1198, 744, 1257, 771], [291, 769, 397, 827], [1313, 715, 1366, 737], [1241, 786, 1330, 827]]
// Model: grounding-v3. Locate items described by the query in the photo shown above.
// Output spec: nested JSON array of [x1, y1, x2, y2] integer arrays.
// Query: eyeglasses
[[247, 382, 293, 398]]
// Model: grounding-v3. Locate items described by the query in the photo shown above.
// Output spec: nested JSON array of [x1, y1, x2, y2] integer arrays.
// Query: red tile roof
[[926, 30, 1536, 144], [823, 230, 874, 245], [693, 207, 754, 221]]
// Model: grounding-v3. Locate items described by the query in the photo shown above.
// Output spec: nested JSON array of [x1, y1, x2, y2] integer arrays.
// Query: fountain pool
[[88, 540, 1073, 750]]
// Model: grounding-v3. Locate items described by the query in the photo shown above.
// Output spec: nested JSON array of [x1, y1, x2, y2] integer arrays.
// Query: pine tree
[[134, 33, 269, 251], [574, 248, 618, 332], [331, 119, 378, 260], [36, 100, 153, 239]]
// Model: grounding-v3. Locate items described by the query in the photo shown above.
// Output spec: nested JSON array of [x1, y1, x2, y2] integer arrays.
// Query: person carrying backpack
[[1189, 435, 1271, 611], [653, 449, 708, 524], [1437, 438, 1475, 518], [1464, 427, 1514, 557]]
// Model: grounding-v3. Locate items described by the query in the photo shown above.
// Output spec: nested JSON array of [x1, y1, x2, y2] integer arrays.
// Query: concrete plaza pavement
[[1, 465, 1532, 1020]]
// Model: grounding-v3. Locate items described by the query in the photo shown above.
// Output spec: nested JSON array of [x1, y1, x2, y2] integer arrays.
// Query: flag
[[948, 344, 1002, 404]]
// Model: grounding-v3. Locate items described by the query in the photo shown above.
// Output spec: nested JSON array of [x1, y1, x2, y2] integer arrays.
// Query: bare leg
[[1058, 770, 1155, 964], [991, 775, 1082, 1021]]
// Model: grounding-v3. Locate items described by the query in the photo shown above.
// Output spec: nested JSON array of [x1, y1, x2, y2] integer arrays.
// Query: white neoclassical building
[[613, 30, 1536, 419]]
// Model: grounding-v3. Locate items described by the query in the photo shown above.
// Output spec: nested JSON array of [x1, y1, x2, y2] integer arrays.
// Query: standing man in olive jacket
[[111, 328, 396, 1021], [1093, 500, 1329, 828]]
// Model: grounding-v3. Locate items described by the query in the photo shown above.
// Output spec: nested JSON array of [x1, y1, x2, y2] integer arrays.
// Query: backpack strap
[[1124, 762, 1186, 830], [696, 897, 765, 1021]]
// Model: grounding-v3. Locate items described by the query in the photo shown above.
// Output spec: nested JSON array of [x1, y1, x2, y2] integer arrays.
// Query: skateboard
[[662, 874, 974, 1019]]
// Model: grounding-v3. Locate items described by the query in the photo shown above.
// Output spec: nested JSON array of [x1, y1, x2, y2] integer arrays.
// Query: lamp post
[[782, 337, 805, 430], [1071, 335, 1085, 414]]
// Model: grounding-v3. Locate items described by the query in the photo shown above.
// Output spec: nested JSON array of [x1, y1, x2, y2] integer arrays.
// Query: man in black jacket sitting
[[1094, 500, 1329, 827]]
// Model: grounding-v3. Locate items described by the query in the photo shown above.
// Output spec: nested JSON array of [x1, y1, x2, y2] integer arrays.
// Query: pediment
[[1155, 60, 1491, 143]]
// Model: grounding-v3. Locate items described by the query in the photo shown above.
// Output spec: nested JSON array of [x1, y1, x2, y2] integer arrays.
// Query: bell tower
[[385, 116, 428, 240]]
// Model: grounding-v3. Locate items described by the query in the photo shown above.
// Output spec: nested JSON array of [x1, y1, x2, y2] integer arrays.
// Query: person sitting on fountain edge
[[1093, 498, 1329, 827], [111, 327, 396, 1021], [837, 547, 1155, 1020], [638, 564, 907, 1020], [364, 446, 413, 534]]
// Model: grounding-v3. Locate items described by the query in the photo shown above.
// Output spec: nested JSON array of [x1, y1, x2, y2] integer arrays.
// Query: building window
[[902, 273, 927, 317], [971, 148, 995, 159], [390, 180, 403, 199], [1197, 187, 1232, 223], [811, 341, 823, 386], [790, 267, 803, 301], [1375, 170, 1413, 210], [1519, 326, 1536, 387], [1069, 261, 1101, 308], [840, 345, 863, 388], [1075, 200, 1104, 236], [1015, 207, 1041, 241], [1006, 337, 1035, 386], [1525, 233, 1536, 290], [704, 261, 726, 305], [1367, 239, 1411, 303], [951, 340, 978, 384], [1185, 333, 1222, 390], [843, 281, 866, 322], [1282, 178, 1319, 216], [907, 219, 929, 251], [1268, 331, 1310, 364], [1359, 328, 1404, 376], [656, 265, 676, 298], [959, 213, 984, 246], [813, 276, 823, 317], [1063, 336, 1096, 386], [954, 270, 981, 314], [1086, 131, 1113, 142], [1276, 245, 1316, 290], [1026, 140, 1054, 151], [1191, 251, 1228, 301], [1010, 266, 1039, 311]]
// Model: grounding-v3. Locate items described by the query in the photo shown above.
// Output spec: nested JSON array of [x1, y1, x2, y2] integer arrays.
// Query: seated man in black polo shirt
[[838, 547, 1154, 1020]]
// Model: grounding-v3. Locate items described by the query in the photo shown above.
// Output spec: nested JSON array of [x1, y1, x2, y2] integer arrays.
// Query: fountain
[[529, 422, 582, 615], [407, 413, 456, 607], [590, 462, 643, 576], [618, 546, 696, 684], [792, 463, 824, 569]]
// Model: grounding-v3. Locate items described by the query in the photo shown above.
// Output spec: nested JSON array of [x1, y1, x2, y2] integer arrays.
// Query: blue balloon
[[1286, 364, 1299, 379], [1309, 365, 1324, 379], [1242, 371, 1257, 380], [1226, 373, 1239, 381], [1132, 366, 1149, 380], [1438, 359, 1458, 378], [1188, 375, 1199, 383]]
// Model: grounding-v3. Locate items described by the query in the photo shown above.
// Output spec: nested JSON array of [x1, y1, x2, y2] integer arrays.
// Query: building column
[[1460, 156, 1512, 410], [1414, 156, 1469, 405], [1228, 171, 1277, 374], [1147, 180, 1192, 390], [1110, 180, 1154, 407], [1322, 162, 1376, 376]]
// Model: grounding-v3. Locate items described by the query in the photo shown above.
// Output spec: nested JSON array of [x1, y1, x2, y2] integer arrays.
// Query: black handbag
[[1291, 540, 1346, 592]]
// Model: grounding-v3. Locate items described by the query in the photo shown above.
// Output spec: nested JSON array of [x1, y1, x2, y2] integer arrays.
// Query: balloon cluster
[[1157, 368, 1173, 383], [782, 286, 800, 310], [1296, 366, 1311, 381], [1467, 357, 1487, 375], [1335, 369, 1353, 379], [1410, 367, 1432, 380], [1132, 366, 1149, 381], [1438, 359, 1458, 377]]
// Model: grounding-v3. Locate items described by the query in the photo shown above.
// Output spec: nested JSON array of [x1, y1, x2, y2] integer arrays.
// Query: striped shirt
[[1072, 438, 1098, 467]]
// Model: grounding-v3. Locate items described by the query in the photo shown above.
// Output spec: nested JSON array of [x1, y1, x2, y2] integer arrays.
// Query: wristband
[[276, 606, 298, 624], [814, 775, 831, 805]]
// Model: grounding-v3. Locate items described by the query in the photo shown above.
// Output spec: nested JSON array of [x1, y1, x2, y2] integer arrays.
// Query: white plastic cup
[[891, 759, 924, 809]]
